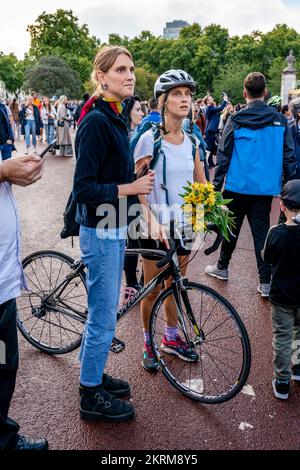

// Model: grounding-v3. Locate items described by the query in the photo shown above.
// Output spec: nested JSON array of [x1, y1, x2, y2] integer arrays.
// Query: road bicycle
[[17, 224, 251, 404]]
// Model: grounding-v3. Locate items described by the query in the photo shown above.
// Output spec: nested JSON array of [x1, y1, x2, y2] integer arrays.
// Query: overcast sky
[[1, 0, 299, 59]]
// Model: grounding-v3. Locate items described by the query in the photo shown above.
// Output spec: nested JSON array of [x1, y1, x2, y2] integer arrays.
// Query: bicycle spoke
[[30, 262, 45, 293], [18, 253, 86, 353], [204, 316, 232, 338], [151, 283, 250, 403], [204, 334, 240, 343], [29, 316, 41, 334], [58, 310, 82, 334], [202, 344, 237, 374], [59, 283, 77, 300], [200, 299, 220, 330], [204, 341, 241, 355], [39, 257, 53, 291], [38, 314, 47, 344], [53, 259, 64, 290], [25, 272, 44, 295]]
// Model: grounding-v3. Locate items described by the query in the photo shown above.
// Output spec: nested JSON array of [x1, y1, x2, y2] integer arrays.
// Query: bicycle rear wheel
[[17, 250, 87, 354], [150, 281, 251, 404]]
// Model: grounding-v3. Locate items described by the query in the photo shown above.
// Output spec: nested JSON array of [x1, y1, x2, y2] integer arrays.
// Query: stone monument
[[281, 50, 297, 105]]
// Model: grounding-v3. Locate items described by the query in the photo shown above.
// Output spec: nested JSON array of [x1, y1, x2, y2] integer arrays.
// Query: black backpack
[[60, 192, 80, 239]]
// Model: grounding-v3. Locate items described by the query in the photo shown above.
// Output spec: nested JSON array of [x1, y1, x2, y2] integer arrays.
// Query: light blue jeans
[[79, 225, 127, 387], [46, 124, 55, 144], [24, 120, 36, 148]]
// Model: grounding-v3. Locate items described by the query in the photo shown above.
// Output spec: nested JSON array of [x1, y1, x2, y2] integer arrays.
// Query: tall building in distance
[[163, 20, 190, 40]]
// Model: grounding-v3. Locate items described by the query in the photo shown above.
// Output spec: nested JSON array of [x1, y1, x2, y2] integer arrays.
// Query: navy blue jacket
[[290, 122, 300, 178], [20, 105, 41, 136], [73, 99, 135, 228], [214, 100, 297, 195], [205, 100, 227, 133], [0, 103, 14, 143]]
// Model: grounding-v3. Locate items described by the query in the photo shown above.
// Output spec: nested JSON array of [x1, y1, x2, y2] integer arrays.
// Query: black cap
[[281, 179, 300, 209]]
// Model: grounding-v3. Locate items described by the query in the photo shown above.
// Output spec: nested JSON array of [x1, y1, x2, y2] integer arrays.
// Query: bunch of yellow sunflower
[[180, 182, 235, 241]]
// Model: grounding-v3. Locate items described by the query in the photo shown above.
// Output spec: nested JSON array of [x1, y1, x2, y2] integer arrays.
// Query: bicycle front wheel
[[17, 250, 87, 354], [150, 281, 251, 404]]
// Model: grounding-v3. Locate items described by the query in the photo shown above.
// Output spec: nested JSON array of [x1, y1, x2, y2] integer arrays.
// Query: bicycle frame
[[38, 246, 201, 346]]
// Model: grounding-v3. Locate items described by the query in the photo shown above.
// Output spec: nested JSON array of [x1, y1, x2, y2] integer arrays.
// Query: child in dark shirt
[[263, 179, 300, 400]]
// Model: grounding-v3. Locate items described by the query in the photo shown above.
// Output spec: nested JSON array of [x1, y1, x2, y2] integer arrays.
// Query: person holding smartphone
[[0, 153, 48, 450]]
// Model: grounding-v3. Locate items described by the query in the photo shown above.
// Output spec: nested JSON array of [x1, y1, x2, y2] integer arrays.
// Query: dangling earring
[[101, 83, 108, 91]]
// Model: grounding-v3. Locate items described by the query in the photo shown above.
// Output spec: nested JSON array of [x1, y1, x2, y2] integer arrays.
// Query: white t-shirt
[[134, 129, 199, 225]]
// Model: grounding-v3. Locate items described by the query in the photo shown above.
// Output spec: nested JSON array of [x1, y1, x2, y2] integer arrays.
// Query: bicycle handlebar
[[155, 222, 223, 269], [156, 238, 178, 269]]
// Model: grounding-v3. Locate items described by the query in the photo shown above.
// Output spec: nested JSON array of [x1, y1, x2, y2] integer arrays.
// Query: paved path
[[9, 137, 300, 450]]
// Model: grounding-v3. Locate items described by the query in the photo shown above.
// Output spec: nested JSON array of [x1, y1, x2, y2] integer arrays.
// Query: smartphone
[[38, 139, 57, 159]]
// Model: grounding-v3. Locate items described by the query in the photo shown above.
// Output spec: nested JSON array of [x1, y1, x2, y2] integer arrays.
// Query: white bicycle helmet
[[154, 69, 197, 99]]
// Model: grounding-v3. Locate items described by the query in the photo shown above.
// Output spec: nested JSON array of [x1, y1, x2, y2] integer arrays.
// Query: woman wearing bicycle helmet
[[133, 69, 207, 371]]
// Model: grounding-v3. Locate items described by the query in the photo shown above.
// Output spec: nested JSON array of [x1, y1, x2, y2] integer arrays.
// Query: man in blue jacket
[[0, 101, 15, 160], [205, 72, 297, 298]]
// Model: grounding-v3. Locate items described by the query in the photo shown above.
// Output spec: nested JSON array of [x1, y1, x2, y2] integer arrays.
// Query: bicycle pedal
[[110, 337, 125, 354]]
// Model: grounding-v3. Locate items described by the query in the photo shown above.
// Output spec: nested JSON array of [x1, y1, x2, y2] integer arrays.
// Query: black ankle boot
[[102, 373, 131, 398], [80, 384, 134, 422]]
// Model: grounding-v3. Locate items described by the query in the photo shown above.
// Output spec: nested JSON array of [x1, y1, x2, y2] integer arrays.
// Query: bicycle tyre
[[17, 250, 87, 354], [150, 281, 251, 404]]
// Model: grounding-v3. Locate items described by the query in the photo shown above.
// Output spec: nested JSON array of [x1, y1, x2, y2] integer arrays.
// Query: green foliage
[[11, 10, 300, 102], [134, 67, 158, 100], [27, 9, 100, 83], [213, 61, 253, 104], [0, 52, 24, 93], [24, 56, 83, 98]]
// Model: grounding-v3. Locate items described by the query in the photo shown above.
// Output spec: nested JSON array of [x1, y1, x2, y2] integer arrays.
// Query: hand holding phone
[[39, 139, 57, 159]]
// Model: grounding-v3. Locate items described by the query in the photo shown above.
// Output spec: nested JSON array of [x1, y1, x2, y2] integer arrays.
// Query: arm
[[261, 228, 273, 264], [282, 124, 297, 183], [194, 148, 206, 183], [213, 116, 235, 191], [208, 100, 228, 115], [73, 117, 154, 205]]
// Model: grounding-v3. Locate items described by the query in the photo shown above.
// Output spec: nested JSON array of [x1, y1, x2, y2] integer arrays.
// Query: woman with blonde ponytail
[[73, 45, 155, 423]]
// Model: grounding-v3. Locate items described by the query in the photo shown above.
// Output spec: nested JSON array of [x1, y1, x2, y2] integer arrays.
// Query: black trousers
[[0, 299, 19, 450], [217, 191, 273, 284]]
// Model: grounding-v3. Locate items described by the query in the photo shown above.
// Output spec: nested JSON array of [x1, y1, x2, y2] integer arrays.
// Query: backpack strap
[[146, 125, 171, 205], [185, 129, 197, 160], [149, 124, 163, 170]]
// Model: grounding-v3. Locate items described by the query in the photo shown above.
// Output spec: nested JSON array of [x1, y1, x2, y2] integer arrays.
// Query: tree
[[24, 56, 83, 98], [134, 67, 158, 100], [179, 23, 202, 41], [27, 9, 100, 83], [212, 61, 253, 104], [0, 52, 24, 94]]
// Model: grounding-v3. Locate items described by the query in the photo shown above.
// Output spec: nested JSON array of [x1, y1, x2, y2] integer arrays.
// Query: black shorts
[[138, 237, 191, 261]]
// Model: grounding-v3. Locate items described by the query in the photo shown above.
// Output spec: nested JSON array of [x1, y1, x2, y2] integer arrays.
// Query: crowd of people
[[0, 92, 80, 158], [0, 44, 300, 450]]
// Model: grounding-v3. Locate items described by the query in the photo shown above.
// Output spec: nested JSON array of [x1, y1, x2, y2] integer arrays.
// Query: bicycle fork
[[171, 280, 205, 347]]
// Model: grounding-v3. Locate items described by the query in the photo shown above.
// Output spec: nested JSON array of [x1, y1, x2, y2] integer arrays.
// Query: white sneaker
[[205, 264, 229, 281], [258, 283, 270, 298]]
